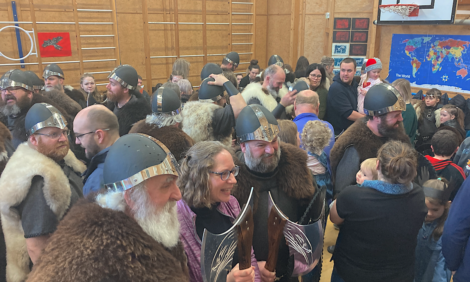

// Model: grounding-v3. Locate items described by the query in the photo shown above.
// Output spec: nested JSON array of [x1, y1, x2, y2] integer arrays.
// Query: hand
[[257, 261, 276, 282], [280, 89, 297, 107], [208, 74, 229, 86], [227, 264, 255, 282], [359, 88, 367, 96]]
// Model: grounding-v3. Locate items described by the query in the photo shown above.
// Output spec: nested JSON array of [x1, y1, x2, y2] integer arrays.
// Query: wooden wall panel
[[305, 0, 327, 14], [303, 15, 328, 64], [255, 14, 267, 68]]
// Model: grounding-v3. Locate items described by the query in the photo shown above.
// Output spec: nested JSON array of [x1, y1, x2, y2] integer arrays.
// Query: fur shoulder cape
[[329, 118, 410, 178], [26, 199, 189, 282], [181, 101, 232, 147], [43, 90, 82, 117], [414, 101, 441, 127], [241, 83, 293, 114], [64, 85, 86, 108], [233, 142, 316, 209], [0, 122, 11, 175], [106, 92, 152, 136], [129, 119, 195, 161], [0, 143, 85, 282]]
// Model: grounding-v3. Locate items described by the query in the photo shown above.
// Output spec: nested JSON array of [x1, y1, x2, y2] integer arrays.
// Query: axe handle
[[236, 209, 254, 270], [265, 206, 287, 272]]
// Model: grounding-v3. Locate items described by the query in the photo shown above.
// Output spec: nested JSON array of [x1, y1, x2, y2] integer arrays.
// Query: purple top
[[177, 196, 260, 282]]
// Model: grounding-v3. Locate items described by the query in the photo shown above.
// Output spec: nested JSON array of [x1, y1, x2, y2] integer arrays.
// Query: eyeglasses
[[35, 129, 70, 140], [310, 75, 322, 79], [75, 128, 110, 141], [209, 165, 239, 181]]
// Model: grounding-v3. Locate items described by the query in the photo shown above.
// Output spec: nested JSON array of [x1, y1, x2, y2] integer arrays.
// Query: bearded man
[[26, 134, 189, 282], [241, 62, 297, 119], [43, 64, 86, 107], [0, 103, 85, 282], [105, 64, 152, 136], [233, 104, 322, 282]]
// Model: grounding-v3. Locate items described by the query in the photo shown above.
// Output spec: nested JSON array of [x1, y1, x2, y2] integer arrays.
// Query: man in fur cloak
[[241, 56, 296, 119], [105, 64, 152, 136], [181, 64, 246, 147], [26, 134, 189, 282], [130, 86, 194, 162], [43, 64, 86, 108], [0, 103, 85, 282], [232, 104, 322, 282]]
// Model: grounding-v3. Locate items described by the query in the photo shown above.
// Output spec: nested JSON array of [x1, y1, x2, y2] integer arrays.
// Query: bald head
[[294, 90, 319, 116], [75, 105, 119, 132]]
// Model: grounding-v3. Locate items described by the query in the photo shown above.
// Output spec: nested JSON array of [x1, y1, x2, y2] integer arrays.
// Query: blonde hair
[[361, 158, 378, 180], [80, 73, 95, 85], [377, 141, 417, 184], [277, 120, 298, 146], [178, 141, 234, 208], [442, 104, 465, 128], [392, 79, 412, 104], [423, 178, 451, 240], [301, 120, 332, 155]]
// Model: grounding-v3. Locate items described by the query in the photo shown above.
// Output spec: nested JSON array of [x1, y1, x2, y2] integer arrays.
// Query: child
[[415, 178, 452, 282], [356, 158, 378, 185], [302, 120, 333, 202], [357, 58, 383, 114], [415, 88, 442, 150], [392, 79, 418, 144], [440, 104, 466, 140]]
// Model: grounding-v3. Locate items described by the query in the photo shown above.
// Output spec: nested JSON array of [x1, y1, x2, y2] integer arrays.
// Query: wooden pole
[[28, 0, 42, 72], [229, 0, 232, 52], [142, 0, 152, 92], [252, 0, 256, 61], [202, 0, 207, 65], [174, 0, 180, 58], [71, 0, 84, 74], [326, 0, 336, 56], [162, 0, 170, 79], [299, 0, 306, 57], [289, 0, 301, 65], [110, 0, 121, 66], [368, 0, 380, 58]]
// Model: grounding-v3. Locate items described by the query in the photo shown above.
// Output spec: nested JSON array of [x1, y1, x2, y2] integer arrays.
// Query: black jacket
[[106, 91, 151, 136], [325, 73, 359, 135]]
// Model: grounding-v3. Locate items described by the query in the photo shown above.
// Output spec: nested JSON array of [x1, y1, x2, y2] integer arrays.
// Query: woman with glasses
[[306, 63, 328, 120], [177, 141, 259, 282]]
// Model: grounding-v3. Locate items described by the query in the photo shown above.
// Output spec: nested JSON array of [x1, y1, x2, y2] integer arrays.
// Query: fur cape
[[64, 85, 86, 109], [241, 83, 293, 114], [329, 118, 410, 179], [106, 91, 152, 136], [0, 122, 11, 176], [181, 101, 232, 147], [42, 90, 82, 117], [26, 198, 189, 282], [233, 142, 316, 211], [0, 143, 85, 282], [414, 100, 441, 127], [129, 119, 195, 161]]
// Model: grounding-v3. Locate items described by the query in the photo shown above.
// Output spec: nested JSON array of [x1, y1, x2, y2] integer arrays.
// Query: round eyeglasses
[[35, 129, 70, 140], [209, 165, 240, 181]]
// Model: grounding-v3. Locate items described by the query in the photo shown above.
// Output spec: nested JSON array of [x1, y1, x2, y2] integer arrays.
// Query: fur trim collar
[[241, 83, 279, 112], [330, 118, 410, 178], [106, 93, 152, 136], [27, 198, 189, 282], [181, 101, 232, 147], [0, 143, 85, 282], [0, 122, 11, 175], [43, 90, 82, 117], [233, 142, 316, 210]]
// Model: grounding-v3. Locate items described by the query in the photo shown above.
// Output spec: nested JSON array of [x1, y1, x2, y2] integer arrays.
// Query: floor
[[319, 216, 338, 282]]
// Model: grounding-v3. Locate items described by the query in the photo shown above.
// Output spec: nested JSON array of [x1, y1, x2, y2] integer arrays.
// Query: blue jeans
[[331, 267, 346, 282]]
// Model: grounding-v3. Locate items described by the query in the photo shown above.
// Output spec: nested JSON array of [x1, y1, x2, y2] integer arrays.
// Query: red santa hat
[[365, 58, 382, 73]]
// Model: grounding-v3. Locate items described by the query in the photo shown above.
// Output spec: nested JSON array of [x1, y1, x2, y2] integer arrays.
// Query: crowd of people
[[0, 50, 469, 282]]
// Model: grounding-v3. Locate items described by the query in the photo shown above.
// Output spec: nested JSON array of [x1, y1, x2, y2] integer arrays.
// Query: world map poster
[[388, 34, 470, 93]]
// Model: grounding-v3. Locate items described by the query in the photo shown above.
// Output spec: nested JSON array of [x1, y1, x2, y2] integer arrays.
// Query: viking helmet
[[198, 78, 224, 103], [236, 104, 280, 143], [224, 51, 240, 67], [25, 103, 67, 134], [364, 83, 406, 116], [200, 63, 223, 81], [151, 87, 181, 115], [24, 71, 45, 91], [268, 55, 284, 67], [107, 64, 138, 90], [1, 69, 33, 91], [43, 63, 64, 80], [103, 133, 180, 192]]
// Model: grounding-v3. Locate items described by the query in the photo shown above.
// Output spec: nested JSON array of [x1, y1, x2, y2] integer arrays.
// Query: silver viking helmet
[[364, 83, 406, 116], [148, 87, 182, 128], [107, 64, 138, 90], [198, 77, 224, 103], [43, 63, 64, 80], [25, 103, 67, 135], [24, 71, 45, 91], [103, 133, 180, 192], [1, 69, 34, 91], [224, 51, 240, 67], [268, 55, 284, 67], [235, 104, 280, 143]]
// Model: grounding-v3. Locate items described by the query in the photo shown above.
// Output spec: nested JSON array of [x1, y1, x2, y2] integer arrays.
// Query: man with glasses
[[233, 104, 320, 282], [0, 103, 85, 281], [74, 105, 120, 196]]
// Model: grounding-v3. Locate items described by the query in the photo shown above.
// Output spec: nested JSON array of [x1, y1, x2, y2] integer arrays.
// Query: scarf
[[362, 180, 413, 195]]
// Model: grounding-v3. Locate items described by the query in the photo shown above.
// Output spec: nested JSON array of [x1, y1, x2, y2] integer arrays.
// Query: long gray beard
[[244, 144, 281, 173], [44, 84, 62, 92], [1, 104, 21, 116]]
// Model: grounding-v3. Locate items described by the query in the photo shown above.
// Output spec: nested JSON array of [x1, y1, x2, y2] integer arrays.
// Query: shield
[[200, 187, 254, 282], [267, 190, 325, 276]]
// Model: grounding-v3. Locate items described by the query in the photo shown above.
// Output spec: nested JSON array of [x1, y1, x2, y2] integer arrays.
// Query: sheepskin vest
[[241, 83, 293, 114], [0, 143, 85, 282], [181, 101, 232, 147]]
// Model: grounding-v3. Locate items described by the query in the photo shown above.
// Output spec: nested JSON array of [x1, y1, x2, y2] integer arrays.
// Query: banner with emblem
[[37, 32, 72, 57]]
